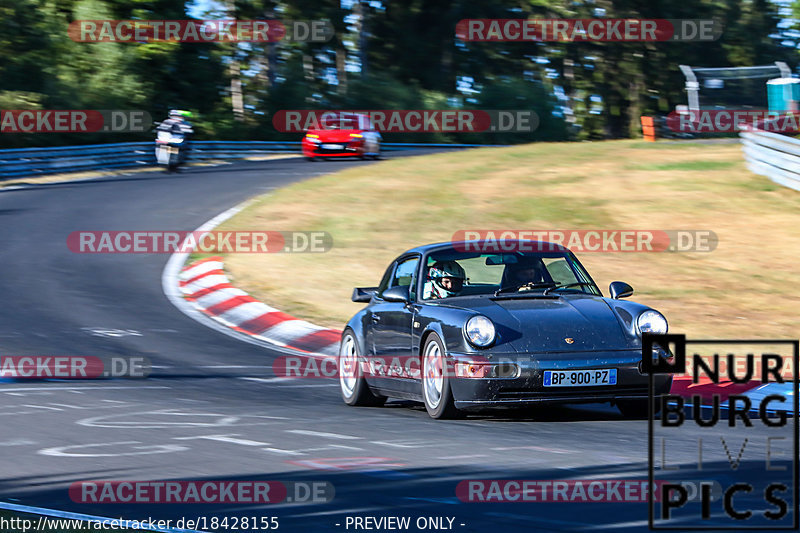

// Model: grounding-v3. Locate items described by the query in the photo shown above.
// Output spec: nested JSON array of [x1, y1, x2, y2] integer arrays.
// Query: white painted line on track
[[370, 440, 435, 449], [261, 447, 304, 455], [39, 441, 189, 457], [0, 386, 169, 393], [286, 429, 361, 440], [0, 439, 36, 446], [173, 434, 271, 446], [436, 454, 489, 460], [20, 404, 63, 411]]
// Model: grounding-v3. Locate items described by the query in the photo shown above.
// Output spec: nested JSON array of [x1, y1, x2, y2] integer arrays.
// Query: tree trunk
[[336, 45, 347, 96], [355, 0, 367, 78], [230, 60, 244, 122], [227, 0, 244, 122]]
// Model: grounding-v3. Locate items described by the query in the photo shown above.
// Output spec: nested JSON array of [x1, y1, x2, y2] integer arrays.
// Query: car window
[[543, 257, 580, 285], [421, 248, 600, 298], [390, 257, 419, 292], [457, 256, 504, 285], [378, 256, 419, 300], [376, 263, 395, 296]]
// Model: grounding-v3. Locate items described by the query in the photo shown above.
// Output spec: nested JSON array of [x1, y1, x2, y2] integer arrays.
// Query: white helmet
[[428, 260, 466, 296]]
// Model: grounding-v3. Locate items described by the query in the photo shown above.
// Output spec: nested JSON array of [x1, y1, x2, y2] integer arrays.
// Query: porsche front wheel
[[421, 333, 461, 419], [339, 331, 385, 407]]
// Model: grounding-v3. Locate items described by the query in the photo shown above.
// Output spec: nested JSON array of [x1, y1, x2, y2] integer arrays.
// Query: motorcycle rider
[[156, 109, 194, 168]]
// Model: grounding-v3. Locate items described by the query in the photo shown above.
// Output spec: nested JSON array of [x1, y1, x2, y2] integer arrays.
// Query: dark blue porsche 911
[[339, 240, 672, 419]]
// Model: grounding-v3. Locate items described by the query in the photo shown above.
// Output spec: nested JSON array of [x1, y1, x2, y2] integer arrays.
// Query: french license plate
[[322, 143, 343, 149], [543, 369, 617, 387]]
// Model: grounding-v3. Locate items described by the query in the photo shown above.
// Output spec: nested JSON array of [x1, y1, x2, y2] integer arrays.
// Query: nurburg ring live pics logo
[[644, 334, 799, 529]]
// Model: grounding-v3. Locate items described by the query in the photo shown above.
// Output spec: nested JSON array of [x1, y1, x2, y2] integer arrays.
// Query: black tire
[[617, 398, 661, 418], [421, 333, 461, 419], [306, 156, 315, 162], [339, 330, 386, 407]]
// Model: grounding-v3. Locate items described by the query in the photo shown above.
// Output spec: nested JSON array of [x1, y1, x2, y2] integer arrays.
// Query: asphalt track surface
[[0, 154, 794, 533]]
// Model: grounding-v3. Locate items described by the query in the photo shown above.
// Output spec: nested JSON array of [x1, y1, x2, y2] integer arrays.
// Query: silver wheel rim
[[423, 341, 444, 409], [339, 335, 358, 397]]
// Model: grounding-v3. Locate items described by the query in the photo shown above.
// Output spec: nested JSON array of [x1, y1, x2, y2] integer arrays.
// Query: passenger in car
[[502, 259, 549, 289]]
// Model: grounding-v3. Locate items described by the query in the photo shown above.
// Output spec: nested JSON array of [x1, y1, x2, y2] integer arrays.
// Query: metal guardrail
[[740, 127, 800, 192], [0, 141, 502, 179]]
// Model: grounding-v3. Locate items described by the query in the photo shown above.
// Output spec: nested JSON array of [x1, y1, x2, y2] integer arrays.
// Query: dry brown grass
[[214, 140, 800, 339]]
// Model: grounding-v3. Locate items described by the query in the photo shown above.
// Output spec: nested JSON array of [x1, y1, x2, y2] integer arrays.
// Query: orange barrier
[[641, 116, 656, 141]]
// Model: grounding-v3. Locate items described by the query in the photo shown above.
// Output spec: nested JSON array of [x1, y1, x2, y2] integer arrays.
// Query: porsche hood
[[451, 295, 637, 353]]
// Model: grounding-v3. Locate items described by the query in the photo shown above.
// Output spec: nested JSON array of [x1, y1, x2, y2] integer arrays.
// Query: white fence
[[740, 127, 800, 192]]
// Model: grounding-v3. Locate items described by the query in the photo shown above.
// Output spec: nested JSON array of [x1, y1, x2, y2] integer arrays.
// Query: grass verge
[[210, 140, 800, 339]]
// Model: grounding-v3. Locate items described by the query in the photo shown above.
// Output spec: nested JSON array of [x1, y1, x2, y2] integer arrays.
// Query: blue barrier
[[0, 141, 504, 179]]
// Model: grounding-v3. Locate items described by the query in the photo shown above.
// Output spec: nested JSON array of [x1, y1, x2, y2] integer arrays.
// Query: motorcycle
[[155, 129, 186, 172]]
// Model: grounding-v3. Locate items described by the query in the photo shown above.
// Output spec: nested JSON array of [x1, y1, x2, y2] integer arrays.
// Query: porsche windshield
[[422, 249, 601, 299]]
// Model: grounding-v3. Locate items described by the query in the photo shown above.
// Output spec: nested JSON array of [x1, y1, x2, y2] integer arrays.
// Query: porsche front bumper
[[448, 349, 672, 410]]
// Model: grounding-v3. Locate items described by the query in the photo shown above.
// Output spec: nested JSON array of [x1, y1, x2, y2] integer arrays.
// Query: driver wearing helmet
[[424, 260, 466, 299]]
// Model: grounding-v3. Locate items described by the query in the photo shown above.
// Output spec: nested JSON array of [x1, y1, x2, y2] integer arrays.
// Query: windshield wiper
[[494, 282, 556, 296], [542, 282, 595, 295]]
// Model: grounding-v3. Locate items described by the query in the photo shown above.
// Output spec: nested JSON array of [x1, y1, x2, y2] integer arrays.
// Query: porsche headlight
[[637, 310, 668, 335], [465, 315, 495, 347]]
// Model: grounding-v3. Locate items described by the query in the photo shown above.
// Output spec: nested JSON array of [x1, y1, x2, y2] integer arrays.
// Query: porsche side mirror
[[609, 281, 634, 299], [382, 285, 410, 303], [352, 287, 377, 303]]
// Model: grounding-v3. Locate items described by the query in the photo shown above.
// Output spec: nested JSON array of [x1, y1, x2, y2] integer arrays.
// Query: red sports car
[[302, 113, 381, 161]]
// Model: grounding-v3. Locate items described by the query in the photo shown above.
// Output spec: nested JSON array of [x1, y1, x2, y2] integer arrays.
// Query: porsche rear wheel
[[339, 331, 385, 407], [422, 333, 461, 419]]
